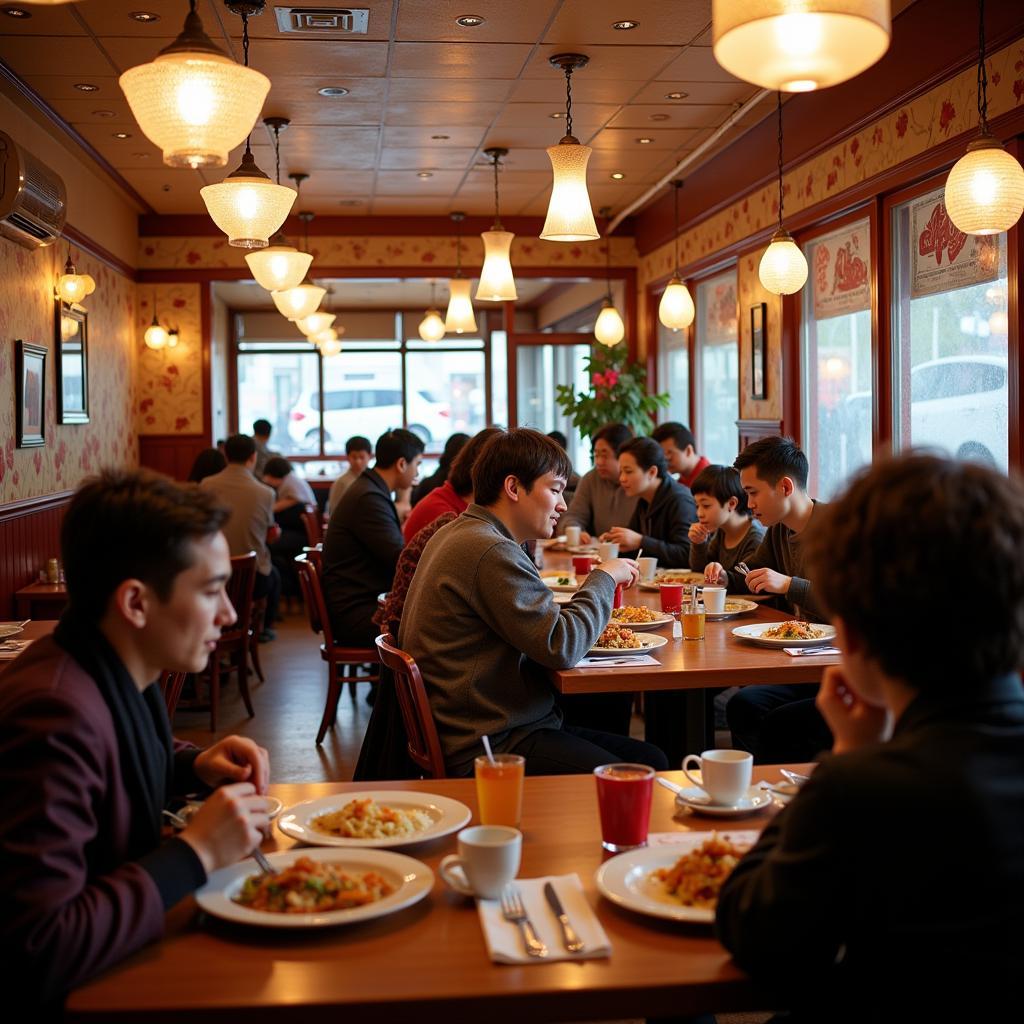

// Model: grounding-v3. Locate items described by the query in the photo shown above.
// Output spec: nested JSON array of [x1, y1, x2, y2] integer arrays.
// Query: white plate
[[639, 571, 704, 591], [542, 575, 578, 593], [196, 847, 434, 929], [673, 785, 774, 817], [589, 632, 668, 657], [595, 835, 753, 924], [567, 544, 599, 555], [704, 598, 759, 621], [0, 624, 24, 640], [175, 796, 283, 828], [610, 609, 674, 629], [278, 791, 472, 848], [731, 622, 837, 648]]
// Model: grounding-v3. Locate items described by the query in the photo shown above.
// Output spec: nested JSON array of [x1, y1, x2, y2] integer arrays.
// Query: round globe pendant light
[[56, 247, 96, 305], [945, 1, 1024, 235], [712, 0, 891, 93], [659, 182, 695, 331], [540, 54, 600, 242], [119, 0, 271, 168], [418, 280, 447, 342], [272, 211, 326, 320], [758, 94, 808, 295], [445, 212, 477, 334], [143, 288, 169, 350], [476, 147, 517, 301], [594, 207, 625, 346]]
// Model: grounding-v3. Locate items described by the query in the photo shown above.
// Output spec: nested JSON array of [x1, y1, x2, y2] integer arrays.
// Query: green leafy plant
[[554, 346, 670, 440]]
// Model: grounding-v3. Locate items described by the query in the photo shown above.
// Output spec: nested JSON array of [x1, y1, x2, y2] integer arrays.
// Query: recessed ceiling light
[[129, 11, 160, 22], [610, 172, 625, 180], [549, 112, 565, 119], [431, 134, 450, 140], [93, 110, 116, 118], [417, 171, 433, 178], [649, 113, 671, 121], [74, 83, 99, 92], [2, 7, 30, 18], [636, 137, 653, 144], [113, 132, 132, 139], [612, 20, 639, 30], [317, 86, 350, 97], [665, 91, 688, 100], [455, 15, 485, 27]]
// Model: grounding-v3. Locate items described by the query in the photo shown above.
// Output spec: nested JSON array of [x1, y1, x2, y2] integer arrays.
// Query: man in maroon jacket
[[0, 471, 272, 1008]]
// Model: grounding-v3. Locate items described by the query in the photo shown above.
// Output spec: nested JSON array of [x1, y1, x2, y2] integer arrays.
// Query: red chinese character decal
[[918, 203, 967, 266]]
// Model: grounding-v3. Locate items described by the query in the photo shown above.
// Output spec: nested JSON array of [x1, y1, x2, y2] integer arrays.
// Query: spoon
[[780, 768, 810, 786], [656, 776, 685, 796]]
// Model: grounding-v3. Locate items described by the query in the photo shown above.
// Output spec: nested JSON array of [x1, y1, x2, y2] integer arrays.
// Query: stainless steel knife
[[543, 881, 585, 953]]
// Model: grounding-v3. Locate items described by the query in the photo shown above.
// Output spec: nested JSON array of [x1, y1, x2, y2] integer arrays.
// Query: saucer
[[673, 786, 773, 817]]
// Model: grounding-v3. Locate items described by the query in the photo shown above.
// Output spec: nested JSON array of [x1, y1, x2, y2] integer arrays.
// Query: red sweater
[[403, 480, 468, 541]]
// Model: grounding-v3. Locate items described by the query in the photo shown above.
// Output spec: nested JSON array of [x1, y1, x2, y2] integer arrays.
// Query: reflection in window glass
[[696, 271, 738, 465], [801, 218, 873, 499], [490, 329, 508, 427], [237, 351, 319, 456], [657, 319, 689, 428], [321, 351, 404, 454], [892, 185, 1009, 471], [406, 350, 486, 438]]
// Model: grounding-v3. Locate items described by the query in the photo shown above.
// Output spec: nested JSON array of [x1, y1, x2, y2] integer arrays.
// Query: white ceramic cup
[[439, 825, 521, 899], [564, 526, 582, 547], [598, 541, 619, 561], [682, 749, 752, 806], [702, 585, 727, 613], [637, 556, 658, 581]]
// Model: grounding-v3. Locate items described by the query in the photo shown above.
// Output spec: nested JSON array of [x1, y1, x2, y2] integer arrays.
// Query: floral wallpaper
[[136, 282, 204, 435], [0, 237, 136, 504]]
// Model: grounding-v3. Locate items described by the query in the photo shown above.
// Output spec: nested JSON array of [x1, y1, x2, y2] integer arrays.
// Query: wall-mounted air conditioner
[[0, 130, 67, 250]]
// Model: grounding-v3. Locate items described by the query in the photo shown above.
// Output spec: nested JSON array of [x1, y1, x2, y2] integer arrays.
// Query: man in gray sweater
[[400, 429, 668, 776], [560, 422, 637, 542]]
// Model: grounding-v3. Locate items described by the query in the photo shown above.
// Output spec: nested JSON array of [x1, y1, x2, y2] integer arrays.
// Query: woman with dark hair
[[411, 432, 470, 507], [186, 448, 227, 484], [601, 436, 697, 568]]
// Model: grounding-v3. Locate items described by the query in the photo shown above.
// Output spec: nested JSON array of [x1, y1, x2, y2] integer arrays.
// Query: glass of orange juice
[[474, 754, 525, 827]]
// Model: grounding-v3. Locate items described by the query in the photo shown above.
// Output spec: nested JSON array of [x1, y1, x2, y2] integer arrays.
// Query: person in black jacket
[[322, 428, 424, 650], [600, 436, 696, 567]]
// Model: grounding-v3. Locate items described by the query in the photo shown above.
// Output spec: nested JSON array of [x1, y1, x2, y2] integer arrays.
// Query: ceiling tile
[[492, 101, 621, 128], [631, 79, 760, 105], [543, 0, 710, 47], [0, 36, 115, 78], [386, 78, 514, 103], [267, 77, 389, 103], [380, 148, 478, 171], [384, 101, 503, 127], [507, 77, 646, 106], [606, 103, 735, 130], [21, 75, 122, 102], [374, 170, 464, 195], [369, 196, 461, 215], [590, 127, 702, 151], [48, 96, 137, 124], [382, 126, 487, 149], [656, 45, 743, 83], [522, 44, 680, 81], [223, 0, 396, 41], [75, 1, 222, 38], [390, 42, 532, 79], [395, 0, 559, 43], [0, 3, 84, 35], [297, 170, 377, 193], [259, 98, 385, 127], [119, 166, 207, 211]]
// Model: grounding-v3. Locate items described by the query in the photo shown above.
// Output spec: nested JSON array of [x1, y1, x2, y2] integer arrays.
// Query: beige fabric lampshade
[[594, 300, 625, 346], [945, 136, 1024, 235], [418, 308, 447, 342], [758, 230, 809, 295], [476, 230, 517, 301], [272, 281, 326, 321], [712, 0, 890, 92], [445, 278, 477, 334], [540, 140, 600, 242], [245, 243, 313, 292], [658, 276, 695, 331]]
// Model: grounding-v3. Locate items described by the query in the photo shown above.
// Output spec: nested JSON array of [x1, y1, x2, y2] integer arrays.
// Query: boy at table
[[0, 471, 272, 1006], [716, 453, 1024, 1023], [704, 436, 829, 761]]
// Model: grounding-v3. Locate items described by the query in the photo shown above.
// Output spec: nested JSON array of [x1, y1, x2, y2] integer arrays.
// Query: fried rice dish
[[653, 835, 748, 908], [234, 856, 395, 914], [761, 620, 827, 640], [611, 605, 658, 624], [595, 623, 643, 649], [311, 797, 433, 839]]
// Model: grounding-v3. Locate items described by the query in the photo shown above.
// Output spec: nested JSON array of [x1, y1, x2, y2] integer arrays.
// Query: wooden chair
[[158, 670, 188, 721], [375, 632, 446, 779], [295, 553, 379, 745], [195, 551, 258, 730], [300, 503, 324, 547]]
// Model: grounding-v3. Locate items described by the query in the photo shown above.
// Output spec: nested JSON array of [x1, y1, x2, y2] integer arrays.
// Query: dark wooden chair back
[[300, 504, 324, 546], [295, 553, 324, 635], [225, 552, 258, 640], [158, 670, 188, 720]]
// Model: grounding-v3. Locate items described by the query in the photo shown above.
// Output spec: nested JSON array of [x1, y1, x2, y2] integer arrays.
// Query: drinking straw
[[481, 735, 497, 766]]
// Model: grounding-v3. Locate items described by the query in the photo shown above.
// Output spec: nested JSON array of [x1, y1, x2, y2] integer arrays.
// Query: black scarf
[[53, 610, 174, 860]]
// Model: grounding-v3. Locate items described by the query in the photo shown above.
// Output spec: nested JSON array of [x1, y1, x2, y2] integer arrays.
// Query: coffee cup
[[682, 749, 752, 806], [439, 825, 521, 899], [637, 556, 658, 582], [564, 526, 581, 547], [598, 541, 619, 561], [702, 585, 727, 613]]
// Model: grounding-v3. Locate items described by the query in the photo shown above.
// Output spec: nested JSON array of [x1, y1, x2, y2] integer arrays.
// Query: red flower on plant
[[938, 101, 956, 134]]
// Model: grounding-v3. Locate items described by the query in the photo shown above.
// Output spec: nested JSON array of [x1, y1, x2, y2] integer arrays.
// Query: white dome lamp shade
[[476, 147, 517, 301], [594, 207, 625, 346], [271, 211, 326, 320], [658, 182, 696, 331], [296, 311, 336, 337], [445, 212, 477, 334]]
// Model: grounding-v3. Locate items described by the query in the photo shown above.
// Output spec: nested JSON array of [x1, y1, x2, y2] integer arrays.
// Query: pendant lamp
[[119, 0, 270, 168], [144, 289, 169, 350], [56, 245, 96, 305], [245, 132, 313, 288], [476, 147, 517, 301], [419, 280, 447, 342], [297, 311, 336, 337], [445, 212, 477, 334], [540, 54, 600, 242], [712, 0, 891, 93], [945, 0, 1024, 235], [319, 335, 343, 357], [199, 6, 294, 248], [272, 211, 326, 320], [594, 207, 625, 347], [759, 94, 808, 295], [658, 182, 695, 331]]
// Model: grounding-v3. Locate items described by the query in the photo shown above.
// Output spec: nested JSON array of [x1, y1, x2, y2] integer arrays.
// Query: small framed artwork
[[55, 299, 89, 424], [16, 340, 47, 448], [750, 302, 768, 400]]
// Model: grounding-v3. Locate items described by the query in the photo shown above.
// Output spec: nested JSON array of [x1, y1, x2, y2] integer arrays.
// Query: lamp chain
[[564, 66, 573, 138], [605, 214, 613, 301], [455, 219, 462, 276], [492, 153, 502, 229], [977, 0, 988, 130], [241, 10, 253, 155], [776, 91, 784, 231], [273, 125, 281, 185], [672, 181, 681, 275]]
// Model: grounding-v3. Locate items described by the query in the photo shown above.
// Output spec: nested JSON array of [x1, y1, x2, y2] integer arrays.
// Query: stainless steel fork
[[251, 847, 276, 876], [500, 884, 548, 958]]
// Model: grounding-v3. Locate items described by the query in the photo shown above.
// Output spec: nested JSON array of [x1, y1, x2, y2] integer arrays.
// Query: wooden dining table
[[65, 767, 809, 1023], [0, 619, 56, 676]]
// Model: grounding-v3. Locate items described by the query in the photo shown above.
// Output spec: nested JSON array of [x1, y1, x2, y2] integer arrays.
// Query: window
[[801, 217, 873, 499], [891, 184, 1009, 471], [237, 349, 319, 457], [695, 270, 739, 464], [657, 318, 689, 426]]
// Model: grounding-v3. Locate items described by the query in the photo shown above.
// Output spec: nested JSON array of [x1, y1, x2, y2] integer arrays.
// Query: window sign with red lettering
[[808, 218, 872, 321]]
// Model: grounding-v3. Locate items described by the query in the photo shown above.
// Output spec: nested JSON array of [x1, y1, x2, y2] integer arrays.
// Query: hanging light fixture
[[56, 244, 96, 305], [445, 212, 477, 334], [659, 182, 695, 331], [119, 0, 270, 168], [144, 288, 169, 350], [945, 0, 1024, 235], [297, 311, 336, 337], [199, 5, 295, 248], [540, 53, 600, 242], [245, 130, 314, 287], [272, 211, 326, 320], [712, 0, 891, 93], [594, 207, 625, 347], [419, 279, 447, 342], [759, 93, 808, 295], [319, 334, 343, 357], [476, 147, 517, 301]]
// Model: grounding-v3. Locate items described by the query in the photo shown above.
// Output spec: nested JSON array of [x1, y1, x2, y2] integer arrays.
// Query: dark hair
[[263, 456, 293, 479], [346, 435, 372, 455], [805, 453, 1024, 692], [439, 432, 471, 471], [734, 435, 808, 489], [617, 437, 668, 479], [547, 430, 569, 450], [224, 433, 256, 464], [62, 470, 229, 621], [651, 421, 696, 452], [472, 428, 572, 506], [592, 422, 632, 453], [448, 427, 503, 497], [187, 447, 227, 484], [375, 428, 425, 469], [690, 464, 749, 514], [252, 419, 272, 438]]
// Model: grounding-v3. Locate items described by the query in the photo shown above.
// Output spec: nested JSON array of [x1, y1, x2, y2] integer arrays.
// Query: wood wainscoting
[[139, 434, 209, 482], [738, 419, 785, 450], [0, 491, 73, 618]]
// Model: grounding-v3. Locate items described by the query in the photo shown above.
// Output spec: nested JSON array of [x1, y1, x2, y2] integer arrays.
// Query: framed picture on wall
[[750, 303, 768, 400], [55, 299, 89, 424], [16, 340, 46, 448]]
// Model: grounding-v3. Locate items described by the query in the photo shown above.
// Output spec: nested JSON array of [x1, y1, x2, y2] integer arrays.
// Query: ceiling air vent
[[274, 7, 369, 33]]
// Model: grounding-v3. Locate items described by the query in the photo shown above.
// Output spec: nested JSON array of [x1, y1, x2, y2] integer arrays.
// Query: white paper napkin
[[476, 874, 611, 964], [574, 654, 660, 668], [784, 646, 840, 657]]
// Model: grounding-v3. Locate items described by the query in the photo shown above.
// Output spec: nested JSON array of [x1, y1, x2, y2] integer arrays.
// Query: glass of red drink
[[613, 582, 624, 608], [594, 763, 656, 852], [572, 555, 595, 577], [659, 582, 685, 613]]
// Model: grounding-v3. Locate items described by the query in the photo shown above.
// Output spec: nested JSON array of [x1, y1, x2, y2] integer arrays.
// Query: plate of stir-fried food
[[731, 620, 836, 648], [590, 625, 668, 656], [196, 847, 434, 928], [610, 605, 673, 628]]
